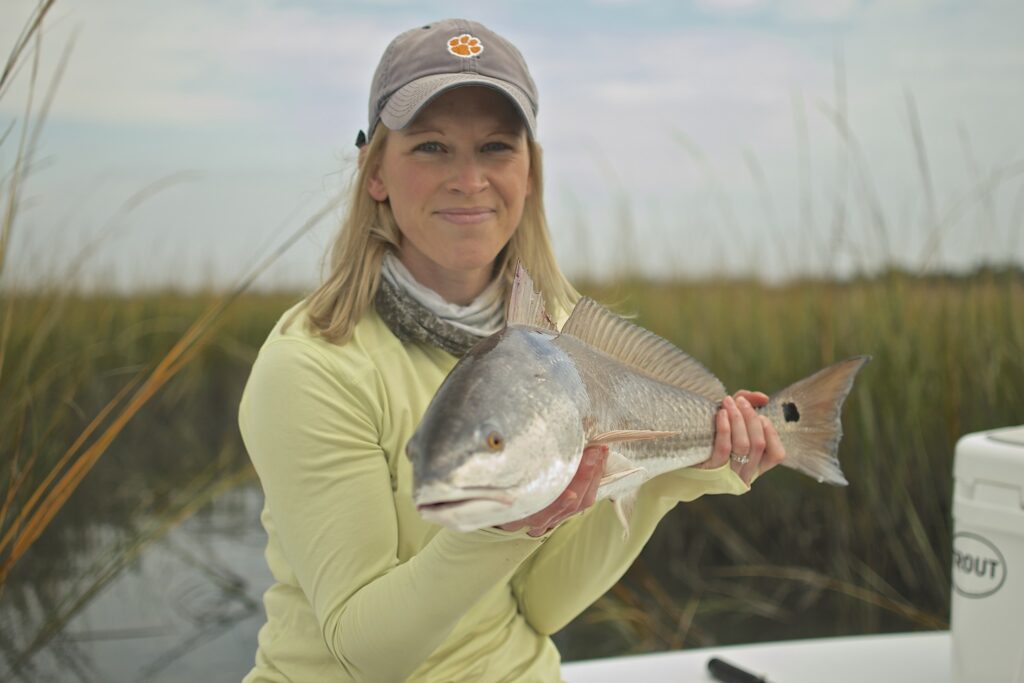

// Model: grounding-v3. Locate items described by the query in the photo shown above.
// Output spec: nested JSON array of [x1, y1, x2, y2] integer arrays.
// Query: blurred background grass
[[3, 267, 1021, 665]]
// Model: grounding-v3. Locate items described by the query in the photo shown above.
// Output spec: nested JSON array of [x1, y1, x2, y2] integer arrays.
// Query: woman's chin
[[436, 249, 506, 275]]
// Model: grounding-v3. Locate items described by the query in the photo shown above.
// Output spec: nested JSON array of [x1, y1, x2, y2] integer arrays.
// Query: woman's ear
[[367, 161, 388, 202]]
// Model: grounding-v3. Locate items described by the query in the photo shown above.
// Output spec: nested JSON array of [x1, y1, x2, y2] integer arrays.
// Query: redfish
[[408, 264, 869, 534]]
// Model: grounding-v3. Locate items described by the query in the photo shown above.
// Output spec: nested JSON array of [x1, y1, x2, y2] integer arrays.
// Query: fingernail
[[738, 397, 749, 408], [724, 396, 734, 408]]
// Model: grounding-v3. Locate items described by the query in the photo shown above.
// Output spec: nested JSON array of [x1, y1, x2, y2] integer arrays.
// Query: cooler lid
[[954, 425, 1024, 506], [989, 425, 1024, 447]]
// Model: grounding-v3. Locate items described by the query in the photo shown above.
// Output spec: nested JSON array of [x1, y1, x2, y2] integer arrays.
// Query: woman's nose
[[446, 156, 489, 195]]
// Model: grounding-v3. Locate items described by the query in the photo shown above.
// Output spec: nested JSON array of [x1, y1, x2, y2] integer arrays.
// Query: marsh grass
[[0, 6, 341, 673], [0, 290, 295, 677], [6, 269, 1020, 670]]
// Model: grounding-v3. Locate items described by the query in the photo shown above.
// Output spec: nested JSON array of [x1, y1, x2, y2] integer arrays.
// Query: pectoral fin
[[597, 452, 648, 488], [589, 429, 680, 445]]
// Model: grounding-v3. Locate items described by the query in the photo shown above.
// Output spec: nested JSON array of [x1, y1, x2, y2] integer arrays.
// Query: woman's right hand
[[496, 445, 609, 537], [696, 390, 785, 484]]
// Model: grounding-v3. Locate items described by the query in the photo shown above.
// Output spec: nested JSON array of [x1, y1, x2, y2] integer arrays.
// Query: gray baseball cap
[[363, 19, 538, 144]]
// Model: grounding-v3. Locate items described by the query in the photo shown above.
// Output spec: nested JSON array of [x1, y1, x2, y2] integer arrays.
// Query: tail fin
[[766, 356, 871, 486]]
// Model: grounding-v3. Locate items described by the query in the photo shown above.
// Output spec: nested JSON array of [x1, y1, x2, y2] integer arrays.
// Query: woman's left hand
[[697, 390, 786, 485], [496, 444, 609, 537]]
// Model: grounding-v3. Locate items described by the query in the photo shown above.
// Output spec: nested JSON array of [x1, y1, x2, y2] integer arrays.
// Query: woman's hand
[[697, 390, 786, 484], [496, 444, 609, 537]]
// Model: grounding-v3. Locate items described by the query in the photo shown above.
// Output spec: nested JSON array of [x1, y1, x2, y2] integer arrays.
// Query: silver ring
[[730, 453, 750, 465]]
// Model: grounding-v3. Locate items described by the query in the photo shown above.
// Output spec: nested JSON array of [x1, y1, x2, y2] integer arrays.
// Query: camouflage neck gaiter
[[373, 275, 485, 358]]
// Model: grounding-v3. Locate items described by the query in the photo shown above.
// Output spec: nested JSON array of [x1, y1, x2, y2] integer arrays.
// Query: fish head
[[408, 326, 589, 531]]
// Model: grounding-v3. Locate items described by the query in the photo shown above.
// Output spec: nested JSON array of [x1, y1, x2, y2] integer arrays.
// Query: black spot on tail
[[783, 402, 801, 423]]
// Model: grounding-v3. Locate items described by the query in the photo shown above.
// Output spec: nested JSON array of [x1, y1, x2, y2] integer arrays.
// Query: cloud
[[694, 0, 860, 22], [0, 0, 395, 126], [693, 0, 768, 14], [3, 0, 1022, 284], [778, 0, 858, 22], [534, 26, 829, 144]]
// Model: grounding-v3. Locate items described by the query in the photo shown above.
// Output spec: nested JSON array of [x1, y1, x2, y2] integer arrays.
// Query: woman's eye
[[482, 141, 512, 152], [414, 141, 444, 153]]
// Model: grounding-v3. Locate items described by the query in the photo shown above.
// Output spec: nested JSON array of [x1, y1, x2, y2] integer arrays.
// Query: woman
[[239, 18, 784, 682]]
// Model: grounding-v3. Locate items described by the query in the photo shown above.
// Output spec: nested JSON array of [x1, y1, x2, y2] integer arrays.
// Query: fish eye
[[485, 431, 504, 451]]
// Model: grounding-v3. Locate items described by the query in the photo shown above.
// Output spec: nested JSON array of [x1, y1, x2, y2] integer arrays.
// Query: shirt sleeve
[[239, 338, 544, 682], [509, 463, 748, 635]]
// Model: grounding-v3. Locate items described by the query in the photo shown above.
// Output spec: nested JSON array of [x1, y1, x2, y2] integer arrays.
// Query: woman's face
[[367, 86, 531, 294]]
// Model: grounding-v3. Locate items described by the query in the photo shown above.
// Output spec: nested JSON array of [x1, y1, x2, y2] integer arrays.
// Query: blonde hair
[[289, 124, 578, 345]]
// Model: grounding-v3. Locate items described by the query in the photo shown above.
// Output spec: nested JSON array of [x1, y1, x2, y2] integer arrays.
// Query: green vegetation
[[3, 269, 1021, 663]]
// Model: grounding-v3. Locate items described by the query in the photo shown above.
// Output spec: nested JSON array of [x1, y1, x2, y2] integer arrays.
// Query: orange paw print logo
[[447, 34, 483, 58]]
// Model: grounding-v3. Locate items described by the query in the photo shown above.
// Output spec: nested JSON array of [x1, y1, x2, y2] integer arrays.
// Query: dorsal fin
[[505, 261, 557, 331], [562, 297, 727, 401]]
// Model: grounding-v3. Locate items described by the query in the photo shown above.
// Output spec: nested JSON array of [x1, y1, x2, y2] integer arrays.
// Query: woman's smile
[[434, 207, 497, 225]]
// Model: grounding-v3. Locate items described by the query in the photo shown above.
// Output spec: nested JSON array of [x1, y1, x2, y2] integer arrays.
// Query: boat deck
[[562, 631, 951, 682]]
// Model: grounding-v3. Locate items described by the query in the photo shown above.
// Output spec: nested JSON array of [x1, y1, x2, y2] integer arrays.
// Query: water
[[0, 456, 939, 680], [0, 485, 273, 682]]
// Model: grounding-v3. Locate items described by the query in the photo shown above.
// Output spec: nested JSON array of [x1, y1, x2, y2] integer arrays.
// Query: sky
[[2, 0, 1023, 290]]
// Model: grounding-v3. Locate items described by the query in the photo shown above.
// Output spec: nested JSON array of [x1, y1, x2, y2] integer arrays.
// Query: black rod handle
[[707, 657, 769, 683]]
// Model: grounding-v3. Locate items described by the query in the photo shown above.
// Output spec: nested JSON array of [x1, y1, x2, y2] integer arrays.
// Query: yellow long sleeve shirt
[[238, 302, 748, 682]]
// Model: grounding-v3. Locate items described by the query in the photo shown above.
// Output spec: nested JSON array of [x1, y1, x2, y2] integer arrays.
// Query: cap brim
[[380, 73, 537, 139]]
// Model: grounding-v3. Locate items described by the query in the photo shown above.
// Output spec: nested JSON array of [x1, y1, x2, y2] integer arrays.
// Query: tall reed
[[0, 0, 339, 591]]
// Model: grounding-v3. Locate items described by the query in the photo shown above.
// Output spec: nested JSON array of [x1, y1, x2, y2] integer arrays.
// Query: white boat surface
[[561, 630, 951, 682]]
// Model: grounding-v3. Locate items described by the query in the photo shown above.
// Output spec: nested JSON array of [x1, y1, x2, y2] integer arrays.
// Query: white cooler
[[951, 425, 1024, 682]]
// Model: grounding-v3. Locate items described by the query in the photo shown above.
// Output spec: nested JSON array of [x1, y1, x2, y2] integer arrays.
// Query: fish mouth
[[413, 488, 517, 531], [414, 491, 515, 513], [416, 498, 501, 513]]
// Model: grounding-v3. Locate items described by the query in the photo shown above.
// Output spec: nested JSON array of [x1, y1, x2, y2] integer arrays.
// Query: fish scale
[[556, 333, 717, 469]]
